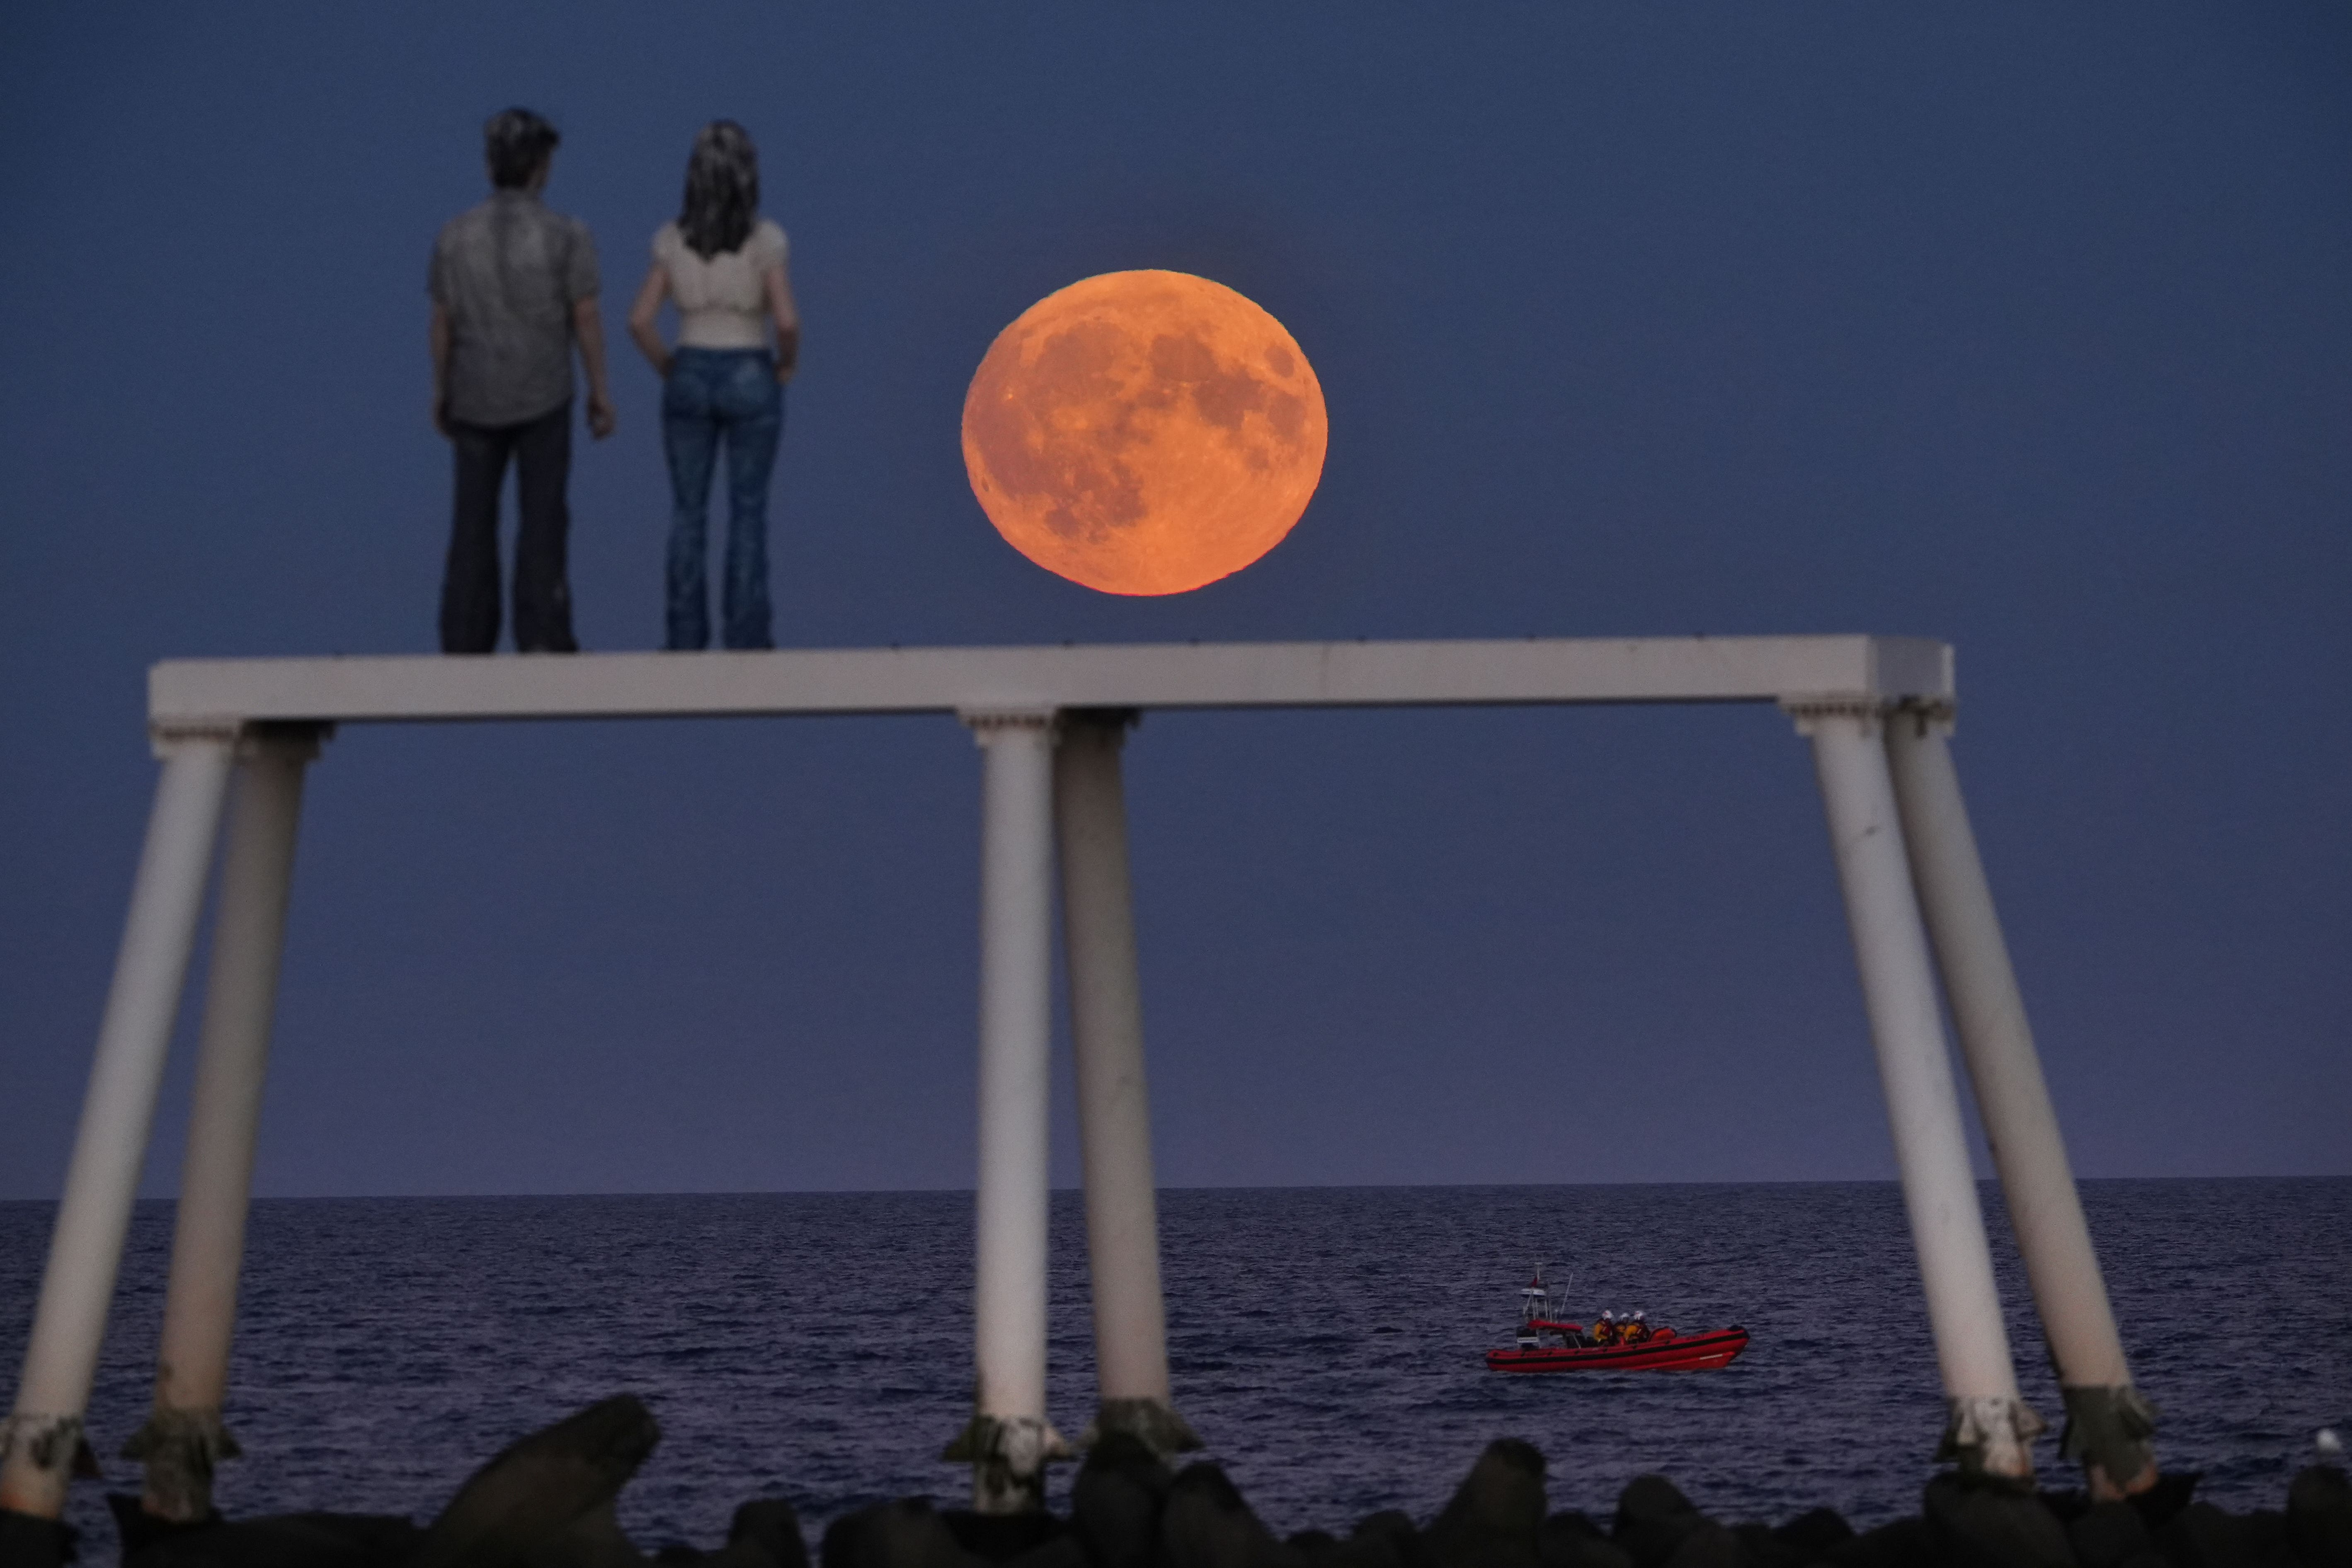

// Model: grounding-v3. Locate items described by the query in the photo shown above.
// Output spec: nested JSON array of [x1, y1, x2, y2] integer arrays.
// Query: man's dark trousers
[[440, 401, 580, 654]]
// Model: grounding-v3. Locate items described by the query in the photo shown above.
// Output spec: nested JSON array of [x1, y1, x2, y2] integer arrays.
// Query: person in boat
[[1593, 1311, 1618, 1346], [1624, 1310, 1651, 1345]]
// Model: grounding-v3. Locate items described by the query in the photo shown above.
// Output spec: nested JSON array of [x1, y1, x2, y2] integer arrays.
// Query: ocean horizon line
[[3, 1171, 2344, 1207]]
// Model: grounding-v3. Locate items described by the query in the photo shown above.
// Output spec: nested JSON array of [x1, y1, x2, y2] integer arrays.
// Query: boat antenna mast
[[1520, 1265, 1553, 1327]]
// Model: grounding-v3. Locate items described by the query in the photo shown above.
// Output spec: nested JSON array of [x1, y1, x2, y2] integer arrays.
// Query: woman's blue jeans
[[662, 347, 783, 650]]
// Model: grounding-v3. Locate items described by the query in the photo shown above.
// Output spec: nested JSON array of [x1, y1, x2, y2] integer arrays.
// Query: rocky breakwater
[[0, 1400, 2346, 1568]]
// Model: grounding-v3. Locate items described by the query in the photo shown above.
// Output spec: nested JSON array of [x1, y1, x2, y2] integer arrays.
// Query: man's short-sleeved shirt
[[429, 189, 600, 428]]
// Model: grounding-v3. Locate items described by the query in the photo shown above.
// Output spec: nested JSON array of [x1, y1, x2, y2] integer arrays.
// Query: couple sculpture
[[428, 108, 800, 655]]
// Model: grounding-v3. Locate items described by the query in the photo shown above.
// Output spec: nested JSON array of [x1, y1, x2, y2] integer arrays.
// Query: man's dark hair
[[485, 107, 560, 189], [678, 121, 760, 259]]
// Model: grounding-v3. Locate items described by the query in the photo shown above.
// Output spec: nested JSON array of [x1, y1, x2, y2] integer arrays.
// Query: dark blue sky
[[2, 4, 2345, 1199]]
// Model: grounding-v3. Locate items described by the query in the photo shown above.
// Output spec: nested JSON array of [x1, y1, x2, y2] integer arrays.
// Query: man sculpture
[[428, 107, 617, 653]]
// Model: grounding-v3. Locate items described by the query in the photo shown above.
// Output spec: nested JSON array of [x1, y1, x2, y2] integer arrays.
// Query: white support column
[[2, 727, 239, 1520], [125, 727, 325, 1521], [1053, 712, 1199, 1459], [1886, 705, 2156, 1496], [946, 709, 1068, 1513], [1788, 700, 2043, 1481]]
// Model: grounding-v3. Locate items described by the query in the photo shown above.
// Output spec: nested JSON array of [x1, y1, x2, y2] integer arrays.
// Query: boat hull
[[1485, 1326, 1748, 1373]]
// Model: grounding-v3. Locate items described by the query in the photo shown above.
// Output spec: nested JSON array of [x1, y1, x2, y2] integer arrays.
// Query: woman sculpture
[[628, 121, 800, 650]]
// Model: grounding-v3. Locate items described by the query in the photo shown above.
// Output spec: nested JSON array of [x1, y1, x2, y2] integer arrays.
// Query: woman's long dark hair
[[678, 121, 759, 260]]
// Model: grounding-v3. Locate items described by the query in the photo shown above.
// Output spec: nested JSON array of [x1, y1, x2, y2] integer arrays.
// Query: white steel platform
[[148, 634, 1954, 727]]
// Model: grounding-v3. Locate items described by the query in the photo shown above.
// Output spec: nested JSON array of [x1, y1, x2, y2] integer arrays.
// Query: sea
[[2, 1180, 2346, 1558]]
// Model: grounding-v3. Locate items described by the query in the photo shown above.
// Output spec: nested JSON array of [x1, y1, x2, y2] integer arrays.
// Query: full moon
[[961, 271, 1327, 596]]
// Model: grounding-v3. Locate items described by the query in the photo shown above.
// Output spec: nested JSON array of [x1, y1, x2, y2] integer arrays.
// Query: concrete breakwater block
[[37, 1395, 803, 1568], [7, 1404, 2349, 1568], [0, 1509, 80, 1568], [825, 1438, 2344, 1568], [2290, 1468, 2352, 1567], [103, 1493, 421, 1568], [821, 1499, 980, 1568], [410, 1394, 661, 1568]]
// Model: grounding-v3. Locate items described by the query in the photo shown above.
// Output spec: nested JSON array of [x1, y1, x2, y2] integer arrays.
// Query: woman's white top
[[653, 218, 789, 350]]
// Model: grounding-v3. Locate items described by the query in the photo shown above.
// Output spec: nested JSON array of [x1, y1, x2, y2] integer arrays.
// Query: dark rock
[[0, 1508, 78, 1568], [2288, 1465, 2352, 1568], [2071, 1500, 2154, 1568], [2154, 1502, 2270, 1568], [1769, 1509, 1852, 1559], [1353, 1516, 1422, 1552], [1726, 1524, 1800, 1568], [939, 1512, 1064, 1566], [113, 1510, 419, 1568], [1921, 1471, 2071, 1568], [1427, 1442, 1548, 1568], [2240, 1510, 2294, 1567], [1535, 1520, 1632, 1568], [2129, 1475, 2203, 1534], [412, 1395, 661, 1568], [820, 1500, 981, 1568], [1321, 1535, 1412, 1568], [1289, 1534, 1342, 1560], [718, 1500, 810, 1568], [649, 1505, 793, 1568], [289, 1515, 427, 1567], [1657, 1524, 1748, 1568], [1610, 1478, 1706, 1568], [1336, 1512, 1425, 1568], [1072, 1432, 1173, 1568], [1161, 1463, 1294, 1568], [526, 1499, 652, 1568], [999, 1536, 1088, 1568], [103, 1486, 419, 1568], [1541, 1544, 1630, 1568], [107, 1493, 223, 1559], [1821, 1516, 1929, 1568], [1537, 1513, 1624, 1568]]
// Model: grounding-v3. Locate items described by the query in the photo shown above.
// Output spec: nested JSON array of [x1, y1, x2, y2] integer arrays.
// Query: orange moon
[[961, 271, 1327, 595]]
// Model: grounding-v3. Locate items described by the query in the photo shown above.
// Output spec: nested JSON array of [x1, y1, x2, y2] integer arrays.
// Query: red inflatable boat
[[1484, 1272, 1748, 1374]]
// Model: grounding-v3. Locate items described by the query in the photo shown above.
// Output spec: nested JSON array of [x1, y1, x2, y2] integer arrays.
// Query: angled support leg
[[1788, 699, 2042, 1481], [946, 709, 1068, 1513], [1886, 705, 2156, 1497], [126, 725, 326, 1522], [2, 726, 239, 1520], [1054, 711, 1199, 1460]]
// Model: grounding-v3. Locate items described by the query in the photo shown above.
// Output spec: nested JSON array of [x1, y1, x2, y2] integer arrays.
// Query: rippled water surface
[[2, 1180, 2345, 1556]]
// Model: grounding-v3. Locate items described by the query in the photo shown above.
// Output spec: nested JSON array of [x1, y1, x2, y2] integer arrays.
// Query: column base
[[122, 1406, 240, 1522], [0, 1413, 102, 1518], [1079, 1397, 1202, 1459], [1938, 1395, 2046, 1481], [943, 1414, 1071, 1515], [2060, 1383, 2160, 1499]]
